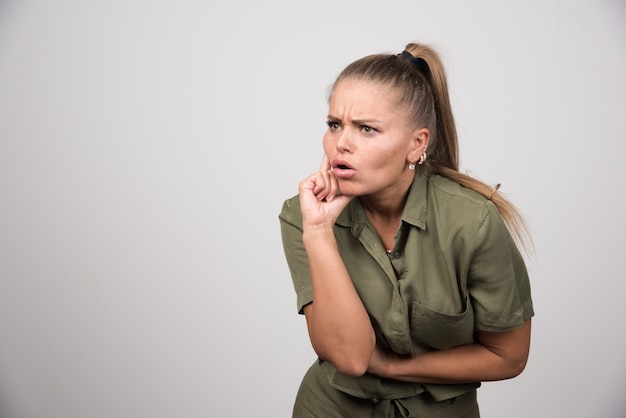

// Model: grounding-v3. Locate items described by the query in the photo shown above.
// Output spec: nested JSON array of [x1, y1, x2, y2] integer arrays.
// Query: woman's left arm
[[367, 319, 531, 384]]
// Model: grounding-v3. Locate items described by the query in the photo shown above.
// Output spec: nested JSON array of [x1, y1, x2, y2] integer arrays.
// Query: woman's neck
[[361, 198, 404, 223], [361, 196, 406, 253], [359, 176, 413, 221]]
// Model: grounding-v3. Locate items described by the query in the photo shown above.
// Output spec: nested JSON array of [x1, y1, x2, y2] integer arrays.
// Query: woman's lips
[[331, 159, 356, 179]]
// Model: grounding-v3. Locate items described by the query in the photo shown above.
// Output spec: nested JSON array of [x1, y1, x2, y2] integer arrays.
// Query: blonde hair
[[330, 43, 533, 254]]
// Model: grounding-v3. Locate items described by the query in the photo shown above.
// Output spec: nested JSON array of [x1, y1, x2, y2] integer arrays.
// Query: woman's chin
[[337, 183, 362, 198]]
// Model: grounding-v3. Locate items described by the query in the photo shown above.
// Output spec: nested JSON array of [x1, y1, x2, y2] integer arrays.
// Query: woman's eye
[[326, 121, 340, 130], [361, 125, 377, 134]]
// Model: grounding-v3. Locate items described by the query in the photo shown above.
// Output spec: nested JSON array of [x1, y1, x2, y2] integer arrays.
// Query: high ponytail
[[403, 43, 459, 172], [403, 43, 533, 255]]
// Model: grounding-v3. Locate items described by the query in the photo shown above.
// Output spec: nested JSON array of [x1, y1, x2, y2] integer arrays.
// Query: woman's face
[[323, 79, 426, 199]]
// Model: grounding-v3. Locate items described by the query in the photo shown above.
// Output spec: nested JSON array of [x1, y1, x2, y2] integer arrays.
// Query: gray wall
[[1, 1, 624, 417]]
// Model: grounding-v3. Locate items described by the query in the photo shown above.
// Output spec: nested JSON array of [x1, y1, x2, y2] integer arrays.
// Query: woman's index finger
[[319, 154, 331, 172]]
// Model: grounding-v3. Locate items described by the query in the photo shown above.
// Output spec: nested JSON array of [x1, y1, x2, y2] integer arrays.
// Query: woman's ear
[[408, 128, 430, 163]]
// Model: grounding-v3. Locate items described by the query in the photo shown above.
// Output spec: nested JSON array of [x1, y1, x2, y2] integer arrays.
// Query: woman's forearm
[[303, 228, 375, 377], [369, 320, 531, 384]]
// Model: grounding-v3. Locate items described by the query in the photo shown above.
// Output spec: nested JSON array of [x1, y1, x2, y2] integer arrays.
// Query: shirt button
[[393, 251, 401, 258]]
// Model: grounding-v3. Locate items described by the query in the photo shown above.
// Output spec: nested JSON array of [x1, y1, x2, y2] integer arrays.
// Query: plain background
[[1, 0, 625, 417]]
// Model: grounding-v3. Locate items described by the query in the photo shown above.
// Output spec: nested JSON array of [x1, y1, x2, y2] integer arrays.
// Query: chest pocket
[[410, 297, 475, 351]]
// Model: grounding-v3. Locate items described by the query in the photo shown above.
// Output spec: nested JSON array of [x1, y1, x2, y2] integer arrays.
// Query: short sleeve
[[468, 201, 534, 332], [279, 196, 313, 314]]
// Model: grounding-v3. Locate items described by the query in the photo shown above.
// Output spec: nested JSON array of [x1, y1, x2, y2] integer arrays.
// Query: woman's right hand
[[298, 155, 354, 229]]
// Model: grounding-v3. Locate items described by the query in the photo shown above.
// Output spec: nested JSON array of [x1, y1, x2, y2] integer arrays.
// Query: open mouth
[[332, 159, 354, 170], [331, 160, 356, 178]]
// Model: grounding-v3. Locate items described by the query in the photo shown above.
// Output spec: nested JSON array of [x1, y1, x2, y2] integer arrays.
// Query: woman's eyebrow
[[326, 115, 383, 125], [351, 118, 381, 125]]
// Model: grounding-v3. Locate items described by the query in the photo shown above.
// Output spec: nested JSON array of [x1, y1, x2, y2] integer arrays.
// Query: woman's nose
[[335, 130, 352, 152]]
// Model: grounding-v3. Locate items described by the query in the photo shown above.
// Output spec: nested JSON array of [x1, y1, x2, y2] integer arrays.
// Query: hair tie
[[488, 183, 501, 200], [399, 50, 430, 75]]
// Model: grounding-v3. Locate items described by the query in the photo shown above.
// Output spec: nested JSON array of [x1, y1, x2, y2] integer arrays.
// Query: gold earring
[[418, 151, 427, 165]]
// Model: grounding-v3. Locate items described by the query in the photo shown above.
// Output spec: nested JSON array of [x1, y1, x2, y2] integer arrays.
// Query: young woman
[[279, 42, 534, 417]]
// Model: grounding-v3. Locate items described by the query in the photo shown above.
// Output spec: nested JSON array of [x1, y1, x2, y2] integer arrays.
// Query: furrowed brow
[[351, 118, 381, 125]]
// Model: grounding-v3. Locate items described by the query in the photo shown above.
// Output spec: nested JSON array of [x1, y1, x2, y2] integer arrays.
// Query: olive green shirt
[[279, 170, 534, 401]]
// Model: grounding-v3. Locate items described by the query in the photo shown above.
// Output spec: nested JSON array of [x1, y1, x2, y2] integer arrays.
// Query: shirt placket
[[355, 223, 412, 354]]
